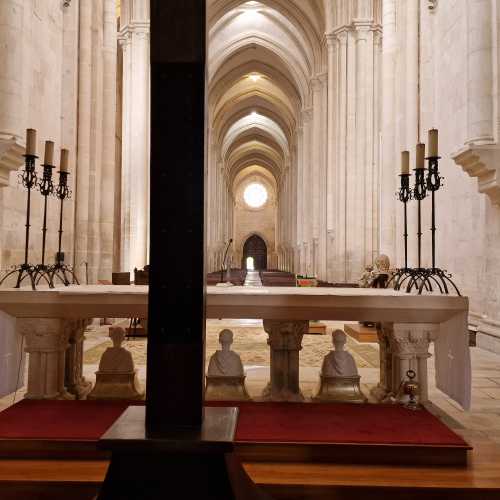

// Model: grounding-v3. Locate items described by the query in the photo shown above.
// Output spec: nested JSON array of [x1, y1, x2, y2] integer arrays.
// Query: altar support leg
[[371, 323, 393, 401], [389, 323, 438, 403], [17, 318, 74, 400], [262, 320, 307, 401], [65, 319, 93, 399]]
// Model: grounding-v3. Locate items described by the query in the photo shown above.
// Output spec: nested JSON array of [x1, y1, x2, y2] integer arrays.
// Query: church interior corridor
[[0, 0, 500, 498]]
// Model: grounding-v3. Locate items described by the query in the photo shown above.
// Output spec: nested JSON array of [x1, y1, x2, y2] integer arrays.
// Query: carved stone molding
[[64, 319, 92, 399], [0, 135, 24, 187], [18, 318, 74, 400], [451, 145, 500, 205], [262, 320, 308, 401], [372, 322, 438, 404], [428, 0, 438, 11]]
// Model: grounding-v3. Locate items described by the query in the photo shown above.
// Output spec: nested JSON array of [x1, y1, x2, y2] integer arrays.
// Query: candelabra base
[[391, 268, 460, 296], [35, 265, 55, 288], [50, 263, 80, 287], [0, 264, 39, 290]]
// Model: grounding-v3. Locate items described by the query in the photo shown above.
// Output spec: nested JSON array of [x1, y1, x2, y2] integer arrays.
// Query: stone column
[[18, 319, 73, 400], [388, 323, 438, 404], [119, 0, 150, 272], [64, 319, 92, 399], [334, 29, 348, 282], [0, 0, 25, 186], [311, 77, 322, 269], [326, 34, 337, 283], [98, 0, 118, 280], [371, 322, 393, 401], [380, 0, 398, 261], [74, 0, 93, 274], [466, 0, 494, 145], [296, 124, 304, 273], [262, 319, 307, 401]]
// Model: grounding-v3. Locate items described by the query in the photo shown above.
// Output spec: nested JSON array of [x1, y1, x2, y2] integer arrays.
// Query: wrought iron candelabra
[[417, 156, 460, 295], [0, 154, 39, 289], [389, 173, 413, 290], [50, 170, 79, 286], [35, 162, 55, 287], [402, 167, 428, 293], [392, 156, 460, 295]]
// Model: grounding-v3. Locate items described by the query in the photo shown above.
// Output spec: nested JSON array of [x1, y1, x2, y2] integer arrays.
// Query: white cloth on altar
[[0, 311, 24, 397], [434, 311, 471, 410]]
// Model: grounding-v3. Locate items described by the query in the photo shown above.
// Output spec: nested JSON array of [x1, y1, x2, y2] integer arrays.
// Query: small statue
[[321, 330, 359, 377], [98, 327, 135, 372], [359, 264, 375, 288], [371, 254, 392, 288], [313, 330, 367, 403], [88, 326, 144, 400], [205, 329, 250, 400]]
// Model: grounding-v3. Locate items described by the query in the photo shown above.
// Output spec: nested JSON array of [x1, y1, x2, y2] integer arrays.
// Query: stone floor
[[1, 318, 500, 447]]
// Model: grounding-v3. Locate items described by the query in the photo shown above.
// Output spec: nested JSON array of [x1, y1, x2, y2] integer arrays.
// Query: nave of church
[[0, 0, 500, 498]]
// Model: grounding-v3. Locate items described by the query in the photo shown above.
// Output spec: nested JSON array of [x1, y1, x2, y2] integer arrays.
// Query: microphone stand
[[219, 238, 233, 284]]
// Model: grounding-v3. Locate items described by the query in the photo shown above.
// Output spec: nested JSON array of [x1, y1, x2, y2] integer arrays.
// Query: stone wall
[[233, 177, 277, 269], [380, 0, 500, 353], [0, 0, 75, 281], [0, 0, 117, 286]]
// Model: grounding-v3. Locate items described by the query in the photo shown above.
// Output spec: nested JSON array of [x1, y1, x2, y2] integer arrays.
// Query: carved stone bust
[[98, 326, 134, 373], [321, 330, 358, 377], [207, 329, 244, 377]]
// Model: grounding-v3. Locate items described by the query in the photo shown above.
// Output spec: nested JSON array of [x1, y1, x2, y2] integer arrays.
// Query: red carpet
[[0, 399, 467, 447]]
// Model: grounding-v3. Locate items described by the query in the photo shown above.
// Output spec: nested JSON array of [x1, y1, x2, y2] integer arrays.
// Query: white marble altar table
[[0, 285, 471, 409]]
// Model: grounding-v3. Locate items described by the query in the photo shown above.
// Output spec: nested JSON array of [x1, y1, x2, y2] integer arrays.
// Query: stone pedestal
[[88, 326, 144, 400], [88, 370, 143, 400], [17, 319, 75, 400], [262, 319, 307, 401], [371, 322, 438, 404], [313, 375, 367, 403], [205, 375, 250, 401]]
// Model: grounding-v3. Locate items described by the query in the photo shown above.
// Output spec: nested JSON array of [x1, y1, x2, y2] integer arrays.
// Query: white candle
[[26, 128, 37, 156], [401, 151, 410, 174], [60, 148, 69, 172], [428, 129, 438, 157], [416, 143, 425, 169], [44, 141, 54, 166]]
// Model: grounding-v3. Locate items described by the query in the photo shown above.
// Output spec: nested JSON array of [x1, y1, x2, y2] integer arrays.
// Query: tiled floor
[[1, 319, 500, 447]]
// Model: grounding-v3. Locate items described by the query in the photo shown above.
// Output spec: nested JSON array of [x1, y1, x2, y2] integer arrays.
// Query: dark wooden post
[[146, 0, 207, 434], [97, 3, 269, 497]]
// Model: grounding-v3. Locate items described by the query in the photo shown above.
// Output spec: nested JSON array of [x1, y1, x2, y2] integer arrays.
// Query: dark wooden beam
[[146, 0, 207, 434]]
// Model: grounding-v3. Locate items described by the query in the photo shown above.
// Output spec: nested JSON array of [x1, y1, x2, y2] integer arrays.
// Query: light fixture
[[240, 1, 261, 20], [248, 74, 261, 83], [244, 182, 268, 208]]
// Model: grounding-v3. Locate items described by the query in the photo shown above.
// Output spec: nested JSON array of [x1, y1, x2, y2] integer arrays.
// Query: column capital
[[390, 323, 439, 355], [311, 73, 327, 90], [119, 20, 150, 39], [301, 107, 313, 123]]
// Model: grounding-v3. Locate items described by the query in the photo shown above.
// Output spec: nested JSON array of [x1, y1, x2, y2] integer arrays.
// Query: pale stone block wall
[[381, 0, 500, 352], [0, 1, 76, 283]]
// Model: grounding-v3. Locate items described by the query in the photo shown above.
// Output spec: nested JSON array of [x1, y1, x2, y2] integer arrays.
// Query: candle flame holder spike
[[49, 170, 79, 286], [0, 154, 39, 289]]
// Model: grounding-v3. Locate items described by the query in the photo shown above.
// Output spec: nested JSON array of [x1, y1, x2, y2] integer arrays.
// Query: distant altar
[[0, 285, 471, 409]]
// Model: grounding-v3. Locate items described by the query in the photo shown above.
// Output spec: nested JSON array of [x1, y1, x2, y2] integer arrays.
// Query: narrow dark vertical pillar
[[146, 0, 206, 434]]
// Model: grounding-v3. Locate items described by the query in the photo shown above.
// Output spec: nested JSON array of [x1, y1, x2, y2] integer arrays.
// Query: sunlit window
[[244, 182, 268, 208]]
